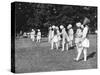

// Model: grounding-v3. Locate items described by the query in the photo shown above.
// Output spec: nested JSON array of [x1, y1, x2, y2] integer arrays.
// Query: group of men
[[30, 29, 41, 42], [48, 22, 90, 61], [23, 21, 89, 62]]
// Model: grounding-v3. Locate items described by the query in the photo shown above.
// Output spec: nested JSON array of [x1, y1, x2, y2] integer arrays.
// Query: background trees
[[15, 2, 97, 35]]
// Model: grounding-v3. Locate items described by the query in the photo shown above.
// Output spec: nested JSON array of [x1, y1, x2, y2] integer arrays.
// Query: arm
[[81, 27, 88, 42]]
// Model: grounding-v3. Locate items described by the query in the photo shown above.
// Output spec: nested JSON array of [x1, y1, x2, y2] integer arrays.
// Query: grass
[[15, 34, 97, 73]]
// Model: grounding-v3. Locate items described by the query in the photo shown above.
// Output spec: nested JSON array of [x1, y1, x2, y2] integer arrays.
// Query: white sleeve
[[40, 32, 41, 35], [82, 27, 88, 38], [71, 29, 74, 34]]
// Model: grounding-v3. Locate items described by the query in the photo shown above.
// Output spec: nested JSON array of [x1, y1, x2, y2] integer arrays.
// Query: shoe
[[61, 49, 64, 51], [84, 59, 87, 61], [74, 58, 79, 62]]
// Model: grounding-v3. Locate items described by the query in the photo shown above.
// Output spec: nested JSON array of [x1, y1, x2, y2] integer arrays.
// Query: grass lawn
[[15, 34, 97, 73]]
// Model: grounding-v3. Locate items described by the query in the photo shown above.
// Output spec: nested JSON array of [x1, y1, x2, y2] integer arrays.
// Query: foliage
[[15, 2, 97, 34]]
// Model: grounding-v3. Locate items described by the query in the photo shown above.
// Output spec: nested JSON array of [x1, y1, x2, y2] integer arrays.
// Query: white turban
[[67, 24, 72, 29]]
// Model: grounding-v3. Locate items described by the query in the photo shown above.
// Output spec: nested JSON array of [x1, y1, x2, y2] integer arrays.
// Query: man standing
[[48, 26, 52, 43], [60, 25, 70, 51], [74, 22, 90, 61], [74, 22, 83, 61], [81, 24, 90, 61], [67, 24, 74, 48], [36, 29, 41, 43], [56, 26, 61, 48], [51, 25, 58, 50], [31, 29, 35, 42]]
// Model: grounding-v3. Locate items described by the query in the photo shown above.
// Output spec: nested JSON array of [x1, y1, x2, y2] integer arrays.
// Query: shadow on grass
[[87, 52, 96, 60], [78, 51, 96, 62], [68, 46, 76, 51]]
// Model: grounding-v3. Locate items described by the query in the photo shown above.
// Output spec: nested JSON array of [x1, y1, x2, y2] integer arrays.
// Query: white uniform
[[52, 35, 59, 43], [61, 28, 70, 51], [51, 29, 59, 50], [57, 29, 61, 41], [75, 25, 89, 61], [57, 29, 61, 48], [75, 28, 83, 46], [68, 28, 74, 41], [81, 26, 89, 61], [81, 26, 90, 48], [31, 30, 35, 41], [23, 32, 27, 38], [68, 28, 74, 47], [74, 28, 83, 61], [51, 30, 54, 41], [37, 31, 41, 42], [48, 29, 52, 42]]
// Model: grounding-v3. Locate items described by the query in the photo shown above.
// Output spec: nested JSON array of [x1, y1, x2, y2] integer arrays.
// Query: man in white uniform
[[56, 26, 61, 48], [60, 25, 70, 51], [31, 29, 35, 41], [23, 32, 27, 38], [81, 24, 90, 61], [36, 29, 41, 42], [67, 24, 74, 47], [48, 27, 52, 43], [51, 25, 59, 50], [74, 22, 83, 61], [74, 23, 90, 61]]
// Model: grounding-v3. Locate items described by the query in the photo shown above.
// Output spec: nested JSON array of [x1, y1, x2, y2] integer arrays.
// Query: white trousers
[[76, 45, 88, 61], [31, 35, 35, 41]]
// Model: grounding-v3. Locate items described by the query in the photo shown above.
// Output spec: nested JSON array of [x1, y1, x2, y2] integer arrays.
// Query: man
[[36, 29, 41, 43], [19, 30, 22, 38], [30, 29, 35, 41], [51, 25, 59, 50], [56, 26, 61, 48], [74, 22, 90, 61], [74, 22, 83, 61], [67, 24, 74, 48], [60, 25, 70, 51], [23, 32, 27, 38], [81, 24, 90, 61], [48, 26, 52, 43]]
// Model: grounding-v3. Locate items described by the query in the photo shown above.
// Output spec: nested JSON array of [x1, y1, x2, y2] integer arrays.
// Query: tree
[[15, 2, 97, 34]]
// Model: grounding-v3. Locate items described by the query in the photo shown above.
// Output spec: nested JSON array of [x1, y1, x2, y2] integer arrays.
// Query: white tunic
[[51, 30, 59, 43], [81, 26, 90, 48], [75, 28, 82, 45], [52, 35, 59, 43], [61, 28, 70, 44], [37, 32, 41, 40], [31, 31, 35, 39], [68, 28, 74, 41], [23, 32, 27, 37], [57, 30, 61, 41], [48, 30, 52, 42]]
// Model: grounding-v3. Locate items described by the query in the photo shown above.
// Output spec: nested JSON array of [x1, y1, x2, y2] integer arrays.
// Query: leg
[[51, 41, 54, 50], [32, 36, 35, 41], [57, 41, 60, 48], [66, 43, 68, 51], [55, 42, 58, 50], [32, 38, 34, 41], [74, 44, 78, 60], [37, 38, 38, 42], [33, 37, 35, 41], [76, 47, 83, 61], [83, 48, 87, 61], [62, 42, 65, 51], [70, 41, 73, 47], [39, 39, 40, 43]]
